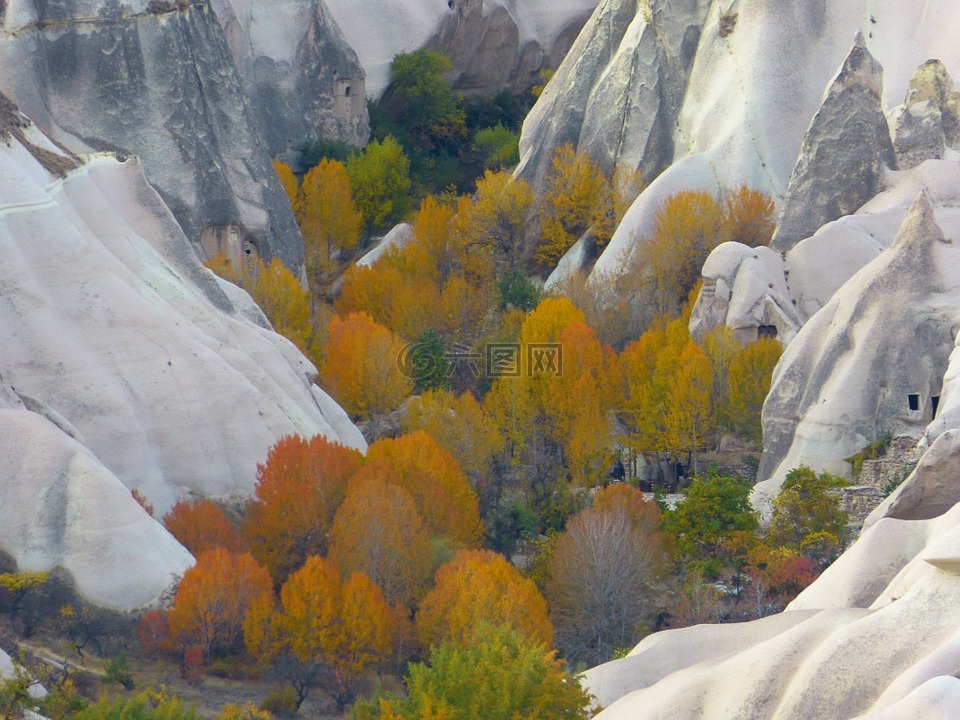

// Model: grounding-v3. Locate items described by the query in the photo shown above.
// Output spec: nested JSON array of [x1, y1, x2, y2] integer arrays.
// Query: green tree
[[766, 466, 848, 559], [346, 136, 413, 232], [474, 124, 520, 169], [388, 50, 459, 142], [661, 471, 758, 576], [354, 623, 592, 720]]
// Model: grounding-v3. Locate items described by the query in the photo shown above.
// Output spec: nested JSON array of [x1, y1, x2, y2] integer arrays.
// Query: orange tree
[[166, 549, 272, 660], [163, 499, 248, 556], [319, 312, 414, 435], [242, 434, 362, 585], [365, 432, 483, 549], [328, 472, 433, 609], [244, 557, 395, 711]]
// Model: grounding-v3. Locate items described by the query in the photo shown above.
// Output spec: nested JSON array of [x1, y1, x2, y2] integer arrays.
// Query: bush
[[260, 686, 298, 716]]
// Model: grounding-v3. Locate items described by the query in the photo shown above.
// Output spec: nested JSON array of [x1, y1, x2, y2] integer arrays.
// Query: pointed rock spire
[[771, 34, 897, 251]]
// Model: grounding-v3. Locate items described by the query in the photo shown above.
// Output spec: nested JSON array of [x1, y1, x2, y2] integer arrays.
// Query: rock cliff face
[[324, 0, 598, 98], [0, 99, 364, 606], [756, 192, 958, 493], [516, 0, 712, 194], [891, 60, 960, 171], [529, 0, 960, 278], [210, 0, 369, 156], [0, 0, 303, 268]]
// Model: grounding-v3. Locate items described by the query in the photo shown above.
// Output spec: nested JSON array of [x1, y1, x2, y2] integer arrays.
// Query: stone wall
[[839, 435, 920, 535]]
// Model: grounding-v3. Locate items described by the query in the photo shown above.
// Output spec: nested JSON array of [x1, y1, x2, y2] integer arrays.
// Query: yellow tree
[[700, 324, 742, 434], [328, 475, 433, 608], [415, 550, 553, 651], [661, 340, 715, 474], [250, 257, 315, 354], [638, 191, 728, 317], [245, 557, 395, 711], [457, 169, 535, 265], [300, 159, 362, 288], [592, 164, 644, 247], [403, 390, 503, 484], [727, 337, 783, 447], [320, 312, 413, 432], [536, 143, 606, 265], [723, 185, 776, 247]]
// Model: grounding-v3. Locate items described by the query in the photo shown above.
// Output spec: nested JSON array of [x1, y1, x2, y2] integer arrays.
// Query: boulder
[[0, 0, 303, 268], [688, 242, 801, 345], [770, 33, 897, 251], [0, 410, 193, 609], [891, 59, 960, 171]]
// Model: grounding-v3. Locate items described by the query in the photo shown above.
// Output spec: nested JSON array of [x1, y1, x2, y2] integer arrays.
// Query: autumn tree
[[0, 571, 49, 636], [205, 254, 322, 368], [723, 185, 775, 247], [329, 475, 433, 609], [402, 389, 503, 495], [320, 312, 414, 433], [243, 434, 362, 585], [546, 485, 671, 665], [355, 623, 592, 720], [346, 136, 413, 232], [593, 164, 644, 247], [700, 324, 742, 436], [457, 169, 535, 264], [167, 549, 272, 660], [244, 557, 394, 710], [300, 158, 362, 288], [415, 549, 553, 651], [661, 471, 758, 577], [726, 337, 783, 447], [536, 143, 606, 265], [163, 499, 248, 556], [766, 466, 849, 560], [661, 340, 715, 475], [636, 191, 728, 317], [365, 432, 483, 548]]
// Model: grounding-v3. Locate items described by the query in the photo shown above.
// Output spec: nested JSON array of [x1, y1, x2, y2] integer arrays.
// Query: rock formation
[[891, 60, 960, 171], [0, 0, 302, 268], [770, 34, 897, 251], [756, 192, 957, 494], [516, 0, 712, 195], [324, 0, 598, 99], [0, 96, 365, 538], [533, 0, 960, 279], [210, 0, 370, 157]]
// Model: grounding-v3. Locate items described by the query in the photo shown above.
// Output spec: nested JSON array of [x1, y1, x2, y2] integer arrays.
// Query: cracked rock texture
[[0, 0, 303, 268]]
